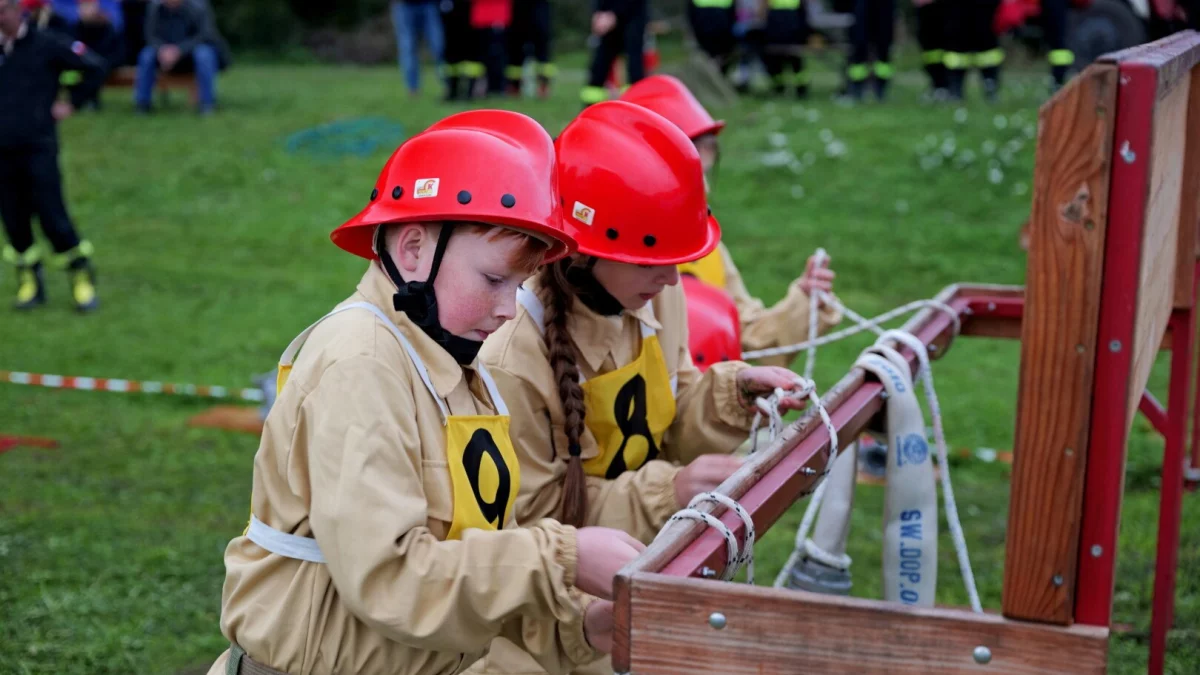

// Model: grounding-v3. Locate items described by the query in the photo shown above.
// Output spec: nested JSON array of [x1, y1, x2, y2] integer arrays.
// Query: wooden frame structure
[[613, 31, 1200, 675]]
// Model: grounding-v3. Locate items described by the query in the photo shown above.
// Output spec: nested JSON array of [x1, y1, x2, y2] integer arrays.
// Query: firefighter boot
[[15, 263, 46, 310]]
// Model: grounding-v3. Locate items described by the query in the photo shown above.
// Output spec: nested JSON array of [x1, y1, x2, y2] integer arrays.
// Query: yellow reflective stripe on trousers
[[2, 244, 42, 266], [943, 52, 970, 70], [537, 62, 557, 77], [975, 48, 1005, 68], [873, 62, 894, 79], [1049, 49, 1075, 66], [847, 63, 869, 81], [693, 0, 734, 7], [768, 0, 801, 8], [923, 49, 944, 65], [580, 85, 608, 103]]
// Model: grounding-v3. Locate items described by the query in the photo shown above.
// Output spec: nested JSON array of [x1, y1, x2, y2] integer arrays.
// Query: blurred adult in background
[[45, 0, 123, 109], [914, 0, 948, 99], [763, 0, 810, 99], [136, 0, 229, 114], [580, 0, 648, 105], [471, 0, 511, 97], [440, 0, 480, 101], [505, 0, 554, 97], [1040, 0, 1072, 88], [944, 0, 1002, 101], [687, 0, 736, 74], [845, 0, 894, 101], [389, 0, 443, 97], [0, 0, 104, 311]]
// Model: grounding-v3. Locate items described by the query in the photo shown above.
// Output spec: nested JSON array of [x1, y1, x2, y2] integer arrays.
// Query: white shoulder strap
[[517, 286, 545, 334], [474, 362, 510, 417], [280, 301, 450, 422], [247, 514, 326, 563]]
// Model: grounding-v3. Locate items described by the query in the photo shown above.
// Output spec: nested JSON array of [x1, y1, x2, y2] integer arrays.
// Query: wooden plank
[[623, 574, 1109, 675], [1176, 64, 1200, 306], [1002, 64, 1118, 625], [1127, 76, 1188, 426]]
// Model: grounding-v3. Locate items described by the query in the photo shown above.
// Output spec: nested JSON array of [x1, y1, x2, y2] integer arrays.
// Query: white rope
[[879, 329, 982, 613], [660, 509, 740, 581], [743, 246, 960, 364], [688, 492, 757, 584]]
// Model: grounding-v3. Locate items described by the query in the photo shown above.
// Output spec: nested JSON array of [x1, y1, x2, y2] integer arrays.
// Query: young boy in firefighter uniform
[[206, 110, 648, 675], [470, 101, 811, 675], [619, 74, 841, 370]]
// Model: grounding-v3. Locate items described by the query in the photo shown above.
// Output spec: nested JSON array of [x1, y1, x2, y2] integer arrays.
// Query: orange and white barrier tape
[[0, 370, 265, 402]]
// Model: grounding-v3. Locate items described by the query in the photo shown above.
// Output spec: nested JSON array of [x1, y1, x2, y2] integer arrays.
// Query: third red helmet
[[618, 74, 725, 141]]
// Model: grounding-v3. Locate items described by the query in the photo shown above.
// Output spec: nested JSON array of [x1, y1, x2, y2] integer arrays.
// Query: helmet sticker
[[414, 178, 440, 199], [572, 201, 595, 226]]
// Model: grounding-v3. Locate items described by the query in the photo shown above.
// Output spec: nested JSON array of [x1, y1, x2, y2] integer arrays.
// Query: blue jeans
[[135, 43, 218, 109], [391, 1, 444, 93]]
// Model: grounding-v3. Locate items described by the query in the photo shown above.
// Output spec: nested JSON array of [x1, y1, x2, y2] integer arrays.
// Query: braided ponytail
[[538, 258, 589, 527]]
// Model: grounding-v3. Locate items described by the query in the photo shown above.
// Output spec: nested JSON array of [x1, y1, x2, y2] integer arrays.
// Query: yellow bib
[[677, 248, 727, 290], [244, 302, 520, 564], [580, 331, 677, 479], [517, 288, 679, 481]]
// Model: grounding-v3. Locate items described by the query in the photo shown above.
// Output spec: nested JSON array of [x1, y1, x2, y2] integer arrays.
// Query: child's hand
[[591, 11, 617, 36], [574, 527, 646, 600], [583, 599, 615, 653], [798, 254, 835, 298], [736, 367, 810, 412], [674, 454, 743, 507]]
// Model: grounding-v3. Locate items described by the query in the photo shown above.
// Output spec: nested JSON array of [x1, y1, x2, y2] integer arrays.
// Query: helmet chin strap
[[373, 224, 485, 365], [565, 256, 625, 317]]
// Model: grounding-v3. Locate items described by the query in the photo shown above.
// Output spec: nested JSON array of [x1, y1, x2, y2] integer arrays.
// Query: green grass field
[[1, 57, 1197, 674]]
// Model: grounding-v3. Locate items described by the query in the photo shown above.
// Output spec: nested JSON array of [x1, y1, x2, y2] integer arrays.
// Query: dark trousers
[[849, 0, 894, 69], [689, 5, 736, 68], [1042, 0, 1071, 84], [945, 0, 1002, 97], [476, 27, 508, 95], [507, 0, 553, 85], [0, 142, 83, 258], [916, 1, 949, 91], [583, 7, 647, 103], [763, 8, 809, 93]]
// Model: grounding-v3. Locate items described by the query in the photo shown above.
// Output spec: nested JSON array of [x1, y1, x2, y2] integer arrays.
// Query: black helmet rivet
[[501, 194, 516, 208], [606, 228, 619, 240], [457, 190, 472, 205], [643, 234, 657, 247], [370, 188, 379, 201], [392, 186, 403, 199]]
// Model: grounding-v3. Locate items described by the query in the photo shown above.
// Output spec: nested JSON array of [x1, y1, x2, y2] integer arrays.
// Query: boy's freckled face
[[433, 232, 529, 340], [393, 223, 541, 342]]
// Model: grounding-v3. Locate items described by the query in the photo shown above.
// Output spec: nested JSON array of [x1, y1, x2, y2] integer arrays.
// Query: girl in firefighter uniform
[[618, 74, 842, 370], [470, 101, 810, 675], [206, 110, 643, 675]]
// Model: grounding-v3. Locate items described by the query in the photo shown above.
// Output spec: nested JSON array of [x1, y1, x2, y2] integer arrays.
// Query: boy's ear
[[393, 223, 427, 275]]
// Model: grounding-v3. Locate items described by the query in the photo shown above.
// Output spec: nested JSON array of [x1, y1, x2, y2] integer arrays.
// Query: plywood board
[[1002, 64, 1119, 625], [1126, 76, 1188, 428]]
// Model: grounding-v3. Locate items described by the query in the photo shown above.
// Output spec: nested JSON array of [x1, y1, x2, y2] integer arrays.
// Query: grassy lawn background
[[1, 54, 1196, 673]]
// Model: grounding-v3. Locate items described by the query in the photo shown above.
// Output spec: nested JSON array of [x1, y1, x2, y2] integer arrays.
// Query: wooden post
[[1002, 64, 1118, 625]]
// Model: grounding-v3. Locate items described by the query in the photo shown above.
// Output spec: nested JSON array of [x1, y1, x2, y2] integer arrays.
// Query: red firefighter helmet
[[618, 74, 725, 141], [555, 100, 720, 266], [331, 109, 574, 263], [682, 274, 741, 372]]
